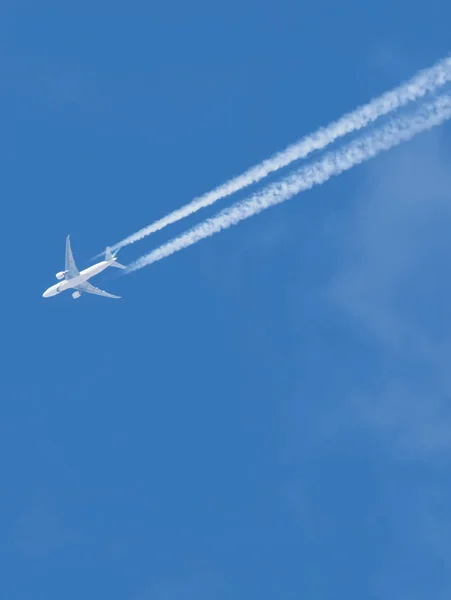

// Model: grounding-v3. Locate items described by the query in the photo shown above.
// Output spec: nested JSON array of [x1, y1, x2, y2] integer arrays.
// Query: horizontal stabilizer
[[110, 260, 126, 269]]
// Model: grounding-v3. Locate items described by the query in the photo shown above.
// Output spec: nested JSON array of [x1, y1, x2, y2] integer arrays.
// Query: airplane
[[43, 235, 126, 300]]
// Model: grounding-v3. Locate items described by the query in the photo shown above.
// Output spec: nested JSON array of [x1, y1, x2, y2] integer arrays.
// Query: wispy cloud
[[14, 502, 75, 559], [134, 572, 224, 600], [327, 128, 451, 456], [0, 55, 101, 111], [321, 127, 451, 599]]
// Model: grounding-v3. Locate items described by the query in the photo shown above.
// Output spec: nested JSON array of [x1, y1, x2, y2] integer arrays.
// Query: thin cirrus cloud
[[327, 126, 451, 459]]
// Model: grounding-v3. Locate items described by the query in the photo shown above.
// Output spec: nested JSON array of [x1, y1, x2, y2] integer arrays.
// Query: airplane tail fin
[[105, 246, 117, 260], [105, 247, 127, 269]]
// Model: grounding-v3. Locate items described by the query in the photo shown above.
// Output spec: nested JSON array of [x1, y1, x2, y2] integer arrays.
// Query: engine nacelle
[[55, 271, 65, 280], [72, 291, 81, 299]]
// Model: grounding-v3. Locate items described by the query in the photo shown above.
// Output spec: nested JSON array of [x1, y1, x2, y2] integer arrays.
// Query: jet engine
[[72, 291, 81, 299], [55, 271, 65, 280]]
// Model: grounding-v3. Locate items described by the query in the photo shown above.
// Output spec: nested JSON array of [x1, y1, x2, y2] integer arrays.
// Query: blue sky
[[1, 1, 451, 598]]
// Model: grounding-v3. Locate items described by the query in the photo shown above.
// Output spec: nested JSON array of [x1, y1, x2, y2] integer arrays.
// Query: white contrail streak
[[126, 95, 451, 272], [112, 55, 451, 252]]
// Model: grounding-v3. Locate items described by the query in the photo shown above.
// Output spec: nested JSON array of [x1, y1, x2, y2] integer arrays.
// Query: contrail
[[126, 95, 451, 272], [112, 55, 451, 252]]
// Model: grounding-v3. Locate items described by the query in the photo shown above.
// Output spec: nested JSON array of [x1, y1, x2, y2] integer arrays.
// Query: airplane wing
[[65, 235, 79, 279], [75, 280, 121, 299]]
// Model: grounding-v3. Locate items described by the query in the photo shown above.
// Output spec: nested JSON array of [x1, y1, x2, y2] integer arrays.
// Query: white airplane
[[43, 235, 126, 300]]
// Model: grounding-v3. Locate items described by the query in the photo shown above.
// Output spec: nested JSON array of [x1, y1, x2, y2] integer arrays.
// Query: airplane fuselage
[[43, 260, 112, 297]]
